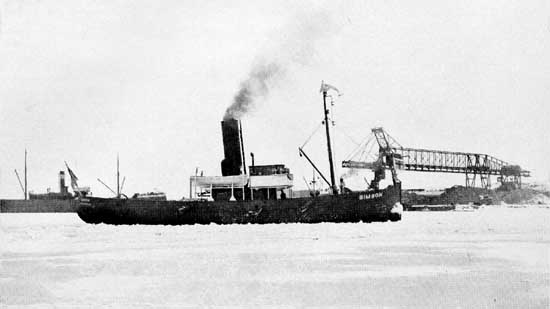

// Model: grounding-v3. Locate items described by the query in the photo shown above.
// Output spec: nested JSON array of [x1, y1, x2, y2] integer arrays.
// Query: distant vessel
[[29, 171, 73, 200], [76, 84, 403, 225]]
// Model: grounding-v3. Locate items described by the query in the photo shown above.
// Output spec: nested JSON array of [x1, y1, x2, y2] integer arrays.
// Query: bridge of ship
[[189, 173, 293, 201]]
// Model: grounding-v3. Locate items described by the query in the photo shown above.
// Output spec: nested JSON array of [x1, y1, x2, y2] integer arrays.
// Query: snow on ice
[[1, 206, 549, 307]]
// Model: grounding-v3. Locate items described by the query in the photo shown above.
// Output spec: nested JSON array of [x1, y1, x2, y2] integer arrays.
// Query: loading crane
[[341, 128, 402, 190], [342, 128, 530, 189]]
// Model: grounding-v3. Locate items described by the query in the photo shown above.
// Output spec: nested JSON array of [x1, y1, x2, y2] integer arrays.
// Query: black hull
[[77, 185, 402, 225]]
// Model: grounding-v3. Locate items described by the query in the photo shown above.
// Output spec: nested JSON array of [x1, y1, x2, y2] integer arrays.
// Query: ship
[[76, 84, 403, 225], [29, 171, 74, 200]]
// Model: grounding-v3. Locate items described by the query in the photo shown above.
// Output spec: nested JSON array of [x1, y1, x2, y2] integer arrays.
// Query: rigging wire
[[300, 122, 323, 149], [354, 133, 378, 163], [365, 136, 378, 161], [338, 127, 361, 147], [345, 134, 373, 161]]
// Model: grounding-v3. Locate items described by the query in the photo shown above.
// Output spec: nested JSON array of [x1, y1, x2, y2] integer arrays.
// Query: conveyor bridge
[[342, 128, 530, 189]]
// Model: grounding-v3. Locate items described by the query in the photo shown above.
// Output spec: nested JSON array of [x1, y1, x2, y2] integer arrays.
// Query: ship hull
[[76, 184, 402, 225]]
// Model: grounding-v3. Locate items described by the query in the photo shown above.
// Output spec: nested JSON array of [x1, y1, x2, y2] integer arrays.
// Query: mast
[[312, 168, 316, 193], [322, 89, 338, 195], [117, 154, 120, 198], [24, 149, 28, 200]]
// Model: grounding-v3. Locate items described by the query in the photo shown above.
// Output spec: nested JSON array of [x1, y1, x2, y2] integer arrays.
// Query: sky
[[1, 0, 549, 199]]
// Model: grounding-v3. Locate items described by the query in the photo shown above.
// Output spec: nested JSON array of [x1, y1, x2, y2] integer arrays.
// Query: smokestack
[[221, 118, 245, 176], [59, 171, 67, 194]]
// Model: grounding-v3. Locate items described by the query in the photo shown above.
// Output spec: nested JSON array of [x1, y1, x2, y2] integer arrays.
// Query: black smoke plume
[[224, 61, 282, 120], [223, 10, 336, 120]]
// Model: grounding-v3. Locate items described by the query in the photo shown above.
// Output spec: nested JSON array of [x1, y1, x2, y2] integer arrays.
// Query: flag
[[319, 81, 341, 95]]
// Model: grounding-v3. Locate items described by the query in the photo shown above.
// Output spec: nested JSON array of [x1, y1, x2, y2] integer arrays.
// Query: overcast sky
[[1, 0, 549, 198]]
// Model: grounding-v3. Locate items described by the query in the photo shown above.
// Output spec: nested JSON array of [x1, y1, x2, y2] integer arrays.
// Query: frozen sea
[[1, 206, 549, 308]]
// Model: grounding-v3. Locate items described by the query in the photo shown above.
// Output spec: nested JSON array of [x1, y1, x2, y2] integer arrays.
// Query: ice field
[[1, 206, 549, 307]]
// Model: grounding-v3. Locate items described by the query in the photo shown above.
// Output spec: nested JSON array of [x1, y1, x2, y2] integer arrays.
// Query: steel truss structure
[[342, 128, 530, 189], [391, 148, 529, 189]]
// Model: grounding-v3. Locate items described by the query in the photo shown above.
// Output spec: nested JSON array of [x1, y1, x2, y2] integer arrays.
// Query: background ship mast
[[117, 153, 120, 198], [14, 149, 28, 199], [24, 149, 27, 200]]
